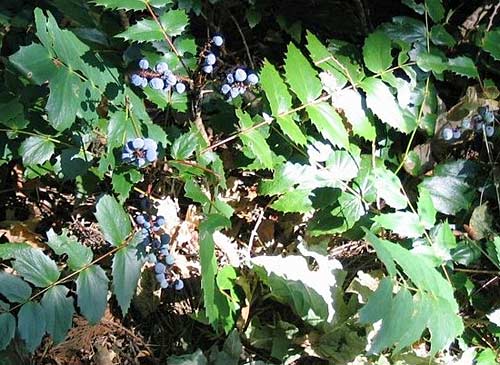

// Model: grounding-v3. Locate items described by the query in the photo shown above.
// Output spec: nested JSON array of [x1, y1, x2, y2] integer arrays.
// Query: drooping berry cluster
[[135, 197, 183, 291], [220, 67, 259, 101], [200, 34, 224, 74], [131, 59, 187, 94], [122, 137, 158, 167], [441, 106, 497, 141]]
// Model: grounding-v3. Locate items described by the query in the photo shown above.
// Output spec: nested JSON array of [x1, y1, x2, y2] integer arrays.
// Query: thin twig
[[487, 1, 500, 32], [228, 13, 254, 69]]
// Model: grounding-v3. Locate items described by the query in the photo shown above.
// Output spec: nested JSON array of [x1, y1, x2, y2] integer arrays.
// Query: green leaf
[[284, 43, 322, 103], [431, 221, 456, 259], [430, 25, 456, 47], [0, 243, 31, 260], [46, 228, 93, 271], [18, 301, 46, 353], [95, 194, 132, 246], [171, 130, 198, 160], [40, 285, 74, 343], [112, 246, 143, 316], [117, 9, 188, 42], [373, 212, 424, 238], [361, 77, 414, 133], [252, 243, 344, 326], [483, 29, 500, 61], [199, 214, 231, 327], [168, 349, 208, 365], [92, 0, 146, 10], [12, 248, 60, 287], [326, 192, 366, 234], [76, 265, 109, 324], [417, 187, 436, 229], [271, 189, 313, 213], [260, 61, 306, 145], [363, 31, 393, 73], [372, 167, 407, 210], [0, 271, 32, 303], [9, 44, 57, 85], [19, 136, 55, 167], [306, 103, 349, 150], [237, 110, 274, 169], [416, 51, 447, 74], [184, 180, 211, 206], [425, 0, 445, 23], [447, 56, 479, 78], [112, 170, 142, 204], [0, 313, 16, 351]]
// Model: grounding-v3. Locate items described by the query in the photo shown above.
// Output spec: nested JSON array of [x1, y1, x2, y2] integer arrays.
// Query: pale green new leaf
[[284, 43, 322, 103], [363, 31, 393, 73], [19, 136, 55, 167], [306, 102, 349, 150], [40, 285, 74, 343], [76, 265, 109, 324], [46, 228, 93, 270], [0, 313, 16, 351], [18, 301, 46, 352], [95, 194, 132, 246], [237, 110, 274, 169], [373, 211, 424, 238], [483, 29, 500, 61], [361, 77, 414, 133], [260, 61, 306, 145], [112, 246, 143, 316], [0, 271, 32, 303], [12, 248, 60, 287]]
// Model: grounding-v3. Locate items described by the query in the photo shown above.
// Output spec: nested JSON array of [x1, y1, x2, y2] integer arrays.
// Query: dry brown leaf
[[0, 219, 46, 248]]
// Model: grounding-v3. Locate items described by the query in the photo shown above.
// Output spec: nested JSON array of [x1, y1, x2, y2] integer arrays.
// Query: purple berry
[[155, 262, 166, 274], [174, 279, 184, 290], [247, 73, 259, 85]]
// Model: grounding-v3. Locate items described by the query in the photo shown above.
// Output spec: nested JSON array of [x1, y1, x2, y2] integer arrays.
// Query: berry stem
[[228, 13, 255, 70]]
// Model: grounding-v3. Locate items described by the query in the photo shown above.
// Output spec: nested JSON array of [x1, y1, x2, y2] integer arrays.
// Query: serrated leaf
[[0, 271, 32, 303], [95, 194, 132, 246], [306, 102, 349, 149], [483, 29, 500, 61], [171, 130, 198, 160], [447, 56, 478, 78], [271, 189, 313, 213], [252, 243, 343, 326], [417, 186, 436, 229], [18, 301, 46, 353], [9, 44, 57, 85], [0, 313, 16, 351], [184, 180, 211, 205], [0, 243, 31, 260], [425, 0, 445, 23], [363, 31, 393, 74], [260, 61, 306, 145], [159, 9, 188, 37], [19, 136, 55, 167], [284, 43, 322, 103], [76, 265, 109, 324], [237, 110, 274, 169], [372, 167, 407, 210], [112, 246, 143, 316], [361, 77, 414, 133], [12, 248, 60, 287], [40, 285, 74, 343], [373, 211, 424, 238], [469, 204, 493, 240], [46, 228, 93, 270], [327, 192, 366, 234], [416, 51, 447, 74], [92, 0, 146, 10], [430, 24, 456, 46]]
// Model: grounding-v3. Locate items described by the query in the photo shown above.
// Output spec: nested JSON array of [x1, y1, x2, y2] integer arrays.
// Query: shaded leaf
[[40, 285, 74, 343], [19, 136, 55, 167], [237, 110, 274, 169], [426, 0, 445, 23], [417, 186, 436, 229], [112, 246, 143, 316], [483, 29, 500, 61], [18, 301, 46, 353], [76, 265, 109, 324], [0, 313, 16, 351], [46, 228, 93, 270], [447, 56, 478, 78], [12, 248, 60, 287], [363, 31, 393, 73], [0, 271, 32, 303], [95, 194, 132, 246], [92, 0, 146, 10]]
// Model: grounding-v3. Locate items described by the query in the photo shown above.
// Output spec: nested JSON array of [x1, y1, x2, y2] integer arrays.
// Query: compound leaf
[[76, 265, 109, 324], [18, 301, 46, 353], [95, 194, 132, 246], [0, 271, 32, 303], [12, 248, 60, 288], [41, 285, 74, 343], [112, 246, 143, 316]]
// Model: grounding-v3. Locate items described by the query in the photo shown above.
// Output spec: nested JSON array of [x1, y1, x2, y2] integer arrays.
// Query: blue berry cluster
[[135, 210, 184, 291], [131, 59, 187, 94], [441, 106, 497, 141], [200, 34, 224, 74], [220, 67, 259, 101], [122, 137, 158, 167]]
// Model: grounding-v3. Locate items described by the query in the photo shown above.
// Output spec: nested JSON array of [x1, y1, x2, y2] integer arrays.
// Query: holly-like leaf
[[372, 166, 407, 210], [0, 313, 16, 351], [46, 228, 93, 271], [76, 265, 109, 324], [284, 43, 322, 103], [12, 248, 60, 288], [430, 24, 456, 46], [447, 56, 479, 78], [0, 271, 32, 303], [19, 136, 55, 167], [237, 110, 274, 169], [9, 44, 57, 85], [363, 31, 393, 74], [425, 0, 445, 23], [271, 189, 313, 213], [95, 194, 132, 246], [306, 102, 349, 150], [483, 29, 500, 61], [260, 61, 307, 145], [18, 301, 46, 353], [417, 187, 436, 229], [416, 51, 447, 74], [92, 0, 146, 10], [112, 246, 143, 316], [361, 77, 414, 133], [40, 285, 74, 343], [373, 211, 424, 238]]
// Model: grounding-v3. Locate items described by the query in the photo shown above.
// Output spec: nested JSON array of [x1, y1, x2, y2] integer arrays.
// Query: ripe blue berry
[[221, 84, 231, 94], [486, 125, 494, 137], [174, 279, 184, 290], [166, 73, 177, 86], [140, 77, 148, 88], [175, 82, 186, 94], [155, 273, 165, 283], [156, 216, 166, 226], [247, 73, 259, 85], [155, 262, 166, 274], [205, 53, 216, 65], [155, 62, 169, 74], [230, 87, 239, 99], [139, 59, 149, 70], [226, 73, 234, 84], [136, 215, 146, 225], [131, 74, 144, 86], [160, 248, 169, 256], [234, 68, 247, 82], [145, 148, 157, 163], [143, 138, 157, 151], [442, 128, 453, 141], [150, 77, 164, 90], [202, 65, 213, 74], [452, 128, 461, 139], [160, 280, 169, 289], [132, 138, 145, 149], [136, 158, 146, 167], [212, 35, 224, 47], [475, 122, 484, 131], [165, 254, 175, 265], [160, 234, 170, 245], [461, 119, 471, 129], [146, 254, 157, 264]]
